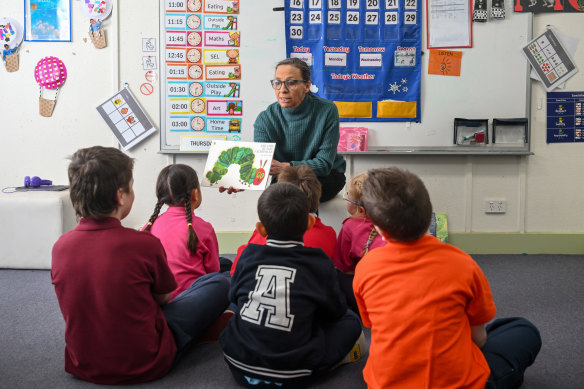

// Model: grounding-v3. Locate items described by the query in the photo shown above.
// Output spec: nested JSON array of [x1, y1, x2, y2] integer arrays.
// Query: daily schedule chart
[[284, 0, 422, 122], [161, 0, 242, 151]]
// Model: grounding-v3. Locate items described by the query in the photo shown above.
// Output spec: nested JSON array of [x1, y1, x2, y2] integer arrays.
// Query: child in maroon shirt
[[52, 146, 229, 384]]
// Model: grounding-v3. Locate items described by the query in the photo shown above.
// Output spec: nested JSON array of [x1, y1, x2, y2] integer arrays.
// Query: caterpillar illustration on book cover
[[201, 141, 275, 190]]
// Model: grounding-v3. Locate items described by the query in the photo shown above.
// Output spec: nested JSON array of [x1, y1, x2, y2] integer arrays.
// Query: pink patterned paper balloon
[[34, 56, 67, 90]]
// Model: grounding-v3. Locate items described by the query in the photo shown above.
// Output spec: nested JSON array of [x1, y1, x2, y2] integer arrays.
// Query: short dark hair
[[68, 146, 134, 219], [361, 167, 432, 242], [276, 57, 311, 83], [277, 165, 321, 213], [257, 183, 308, 240]]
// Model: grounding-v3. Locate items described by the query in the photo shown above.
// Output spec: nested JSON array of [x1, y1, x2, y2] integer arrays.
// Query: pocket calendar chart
[[284, 0, 422, 122]]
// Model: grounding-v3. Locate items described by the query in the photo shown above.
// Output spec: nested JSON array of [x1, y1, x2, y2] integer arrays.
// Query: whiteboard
[[160, 1, 532, 152]]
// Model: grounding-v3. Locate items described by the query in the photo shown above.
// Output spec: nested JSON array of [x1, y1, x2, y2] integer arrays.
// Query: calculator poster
[[285, 0, 422, 122], [161, 0, 243, 150]]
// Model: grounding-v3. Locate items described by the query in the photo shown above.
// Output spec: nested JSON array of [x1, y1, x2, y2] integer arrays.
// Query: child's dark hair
[[68, 146, 134, 219], [258, 182, 308, 240], [277, 165, 321, 213], [361, 167, 432, 242], [145, 164, 200, 254]]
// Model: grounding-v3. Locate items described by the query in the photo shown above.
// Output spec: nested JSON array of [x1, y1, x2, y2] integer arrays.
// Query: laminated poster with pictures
[[96, 87, 157, 151], [201, 141, 275, 190], [522, 28, 578, 92]]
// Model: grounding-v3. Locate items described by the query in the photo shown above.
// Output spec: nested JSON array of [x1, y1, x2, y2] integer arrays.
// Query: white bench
[[0, 191, 77, 269]]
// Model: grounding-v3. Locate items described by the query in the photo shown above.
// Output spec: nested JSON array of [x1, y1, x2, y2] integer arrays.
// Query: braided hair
[[362, 227, 378, 256], [145, 164, 200, 254]]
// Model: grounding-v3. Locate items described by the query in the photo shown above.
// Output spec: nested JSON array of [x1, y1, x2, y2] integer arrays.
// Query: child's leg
[[482, 317, 542, 389], [162, 273, 230, 355], [317, 310, 363, 374], [336, 269, 358, 313]]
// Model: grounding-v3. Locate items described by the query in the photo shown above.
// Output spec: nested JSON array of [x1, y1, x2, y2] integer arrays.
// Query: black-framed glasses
[[270, 79, 307, 90], [343, 197, 364, 208]]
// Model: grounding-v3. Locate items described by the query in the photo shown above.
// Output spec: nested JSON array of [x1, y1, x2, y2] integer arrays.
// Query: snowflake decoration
[[401, 78, 408, 84], [402, 86, 408, 92], [388, 82, 401, 94]]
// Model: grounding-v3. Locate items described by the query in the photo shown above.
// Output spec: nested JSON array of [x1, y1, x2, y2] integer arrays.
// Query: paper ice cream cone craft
[[82, 1, 112, 49], [1, 17, 24, 72], [35, 56, 67, 117]]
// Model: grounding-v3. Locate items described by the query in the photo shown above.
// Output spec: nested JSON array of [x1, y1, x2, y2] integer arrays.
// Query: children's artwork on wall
[[96, 86, 157, 150], [34, 56, 67, 117], [24, 0, 71, 42], [1, 17, 24, 72], [514, 0, 584, 12], [80, 0, 113, 49], [201, 141, 275, 190]]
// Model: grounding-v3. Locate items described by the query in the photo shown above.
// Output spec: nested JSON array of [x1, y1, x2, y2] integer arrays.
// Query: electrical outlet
[[485, 200, 507, 214]]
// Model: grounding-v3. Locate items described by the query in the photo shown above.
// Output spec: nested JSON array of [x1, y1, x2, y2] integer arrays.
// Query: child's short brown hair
[[277, 165, 321, 213], [362, 167, 432, 242], [68, 146, 134, 219]]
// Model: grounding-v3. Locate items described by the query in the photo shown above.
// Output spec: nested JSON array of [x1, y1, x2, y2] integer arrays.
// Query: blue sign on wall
[[547, 91, 584, 143], [284, 0, 421, 122]]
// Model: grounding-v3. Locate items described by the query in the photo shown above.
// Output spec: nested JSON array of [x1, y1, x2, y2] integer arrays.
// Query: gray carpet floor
[[1, 254, 583, 388]]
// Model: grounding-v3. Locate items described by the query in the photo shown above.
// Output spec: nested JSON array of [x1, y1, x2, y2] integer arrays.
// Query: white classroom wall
[[1, 2, 583, 243]]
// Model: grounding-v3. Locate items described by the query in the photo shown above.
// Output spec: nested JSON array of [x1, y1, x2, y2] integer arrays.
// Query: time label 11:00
[[166, 1, 185, 10]]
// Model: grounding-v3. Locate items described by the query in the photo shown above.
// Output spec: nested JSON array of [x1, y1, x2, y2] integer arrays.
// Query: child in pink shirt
[[334, 172, 385, 311], [144, 164, 220, 300]]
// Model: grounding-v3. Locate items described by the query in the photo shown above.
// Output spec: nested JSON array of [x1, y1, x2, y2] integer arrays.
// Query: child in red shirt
[[230, 165, 336, 276], [354, 167, 541, 389]]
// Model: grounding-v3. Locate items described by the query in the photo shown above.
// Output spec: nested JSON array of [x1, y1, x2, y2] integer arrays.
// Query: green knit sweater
[[254, 94, 346, 177]]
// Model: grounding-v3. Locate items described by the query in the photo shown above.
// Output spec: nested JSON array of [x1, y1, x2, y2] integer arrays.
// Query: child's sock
[[333, 331, 366, 368]]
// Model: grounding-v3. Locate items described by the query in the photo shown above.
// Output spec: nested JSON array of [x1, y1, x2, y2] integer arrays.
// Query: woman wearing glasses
[[254, 57, 346, 202]]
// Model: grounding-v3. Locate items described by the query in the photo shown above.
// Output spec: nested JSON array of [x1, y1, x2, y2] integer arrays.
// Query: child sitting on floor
[[52, 147, 229, 385], [333, 172, 385, 311], [144, 164, 221, 300], [220, 183, 363, 388], [230, 165, 336, 276], [354, 167, 541, 389]]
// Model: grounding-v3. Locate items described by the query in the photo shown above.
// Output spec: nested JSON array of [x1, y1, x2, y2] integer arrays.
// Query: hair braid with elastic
[[145, 200, 164, 232], [362, 226, 378, 256], [185, 197, 199, 254]]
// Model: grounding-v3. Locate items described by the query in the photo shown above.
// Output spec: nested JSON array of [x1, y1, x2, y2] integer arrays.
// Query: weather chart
[[284, 0, 422, 122], [161, 0, 242, 151]]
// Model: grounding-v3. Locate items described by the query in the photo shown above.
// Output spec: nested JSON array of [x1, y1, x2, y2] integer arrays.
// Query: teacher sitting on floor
[[254, 57, 346, 202]]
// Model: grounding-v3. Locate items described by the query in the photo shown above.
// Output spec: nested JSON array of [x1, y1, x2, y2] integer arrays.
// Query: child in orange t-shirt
[[230, 165, 336, 276], [353, 167, 541, 389], [333, 172, 384, 311]]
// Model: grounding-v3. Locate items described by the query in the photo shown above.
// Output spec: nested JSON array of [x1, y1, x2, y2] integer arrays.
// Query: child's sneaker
[[334, 331, 366, 368], [197, 309, 234, 343]]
